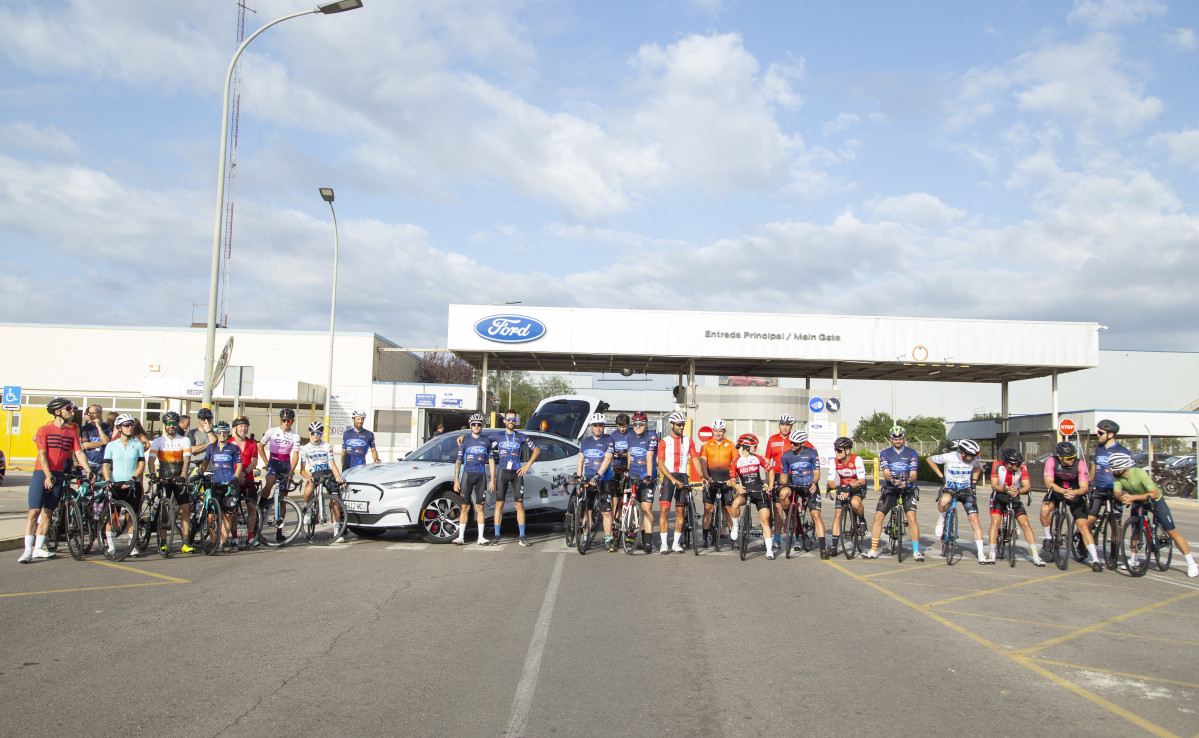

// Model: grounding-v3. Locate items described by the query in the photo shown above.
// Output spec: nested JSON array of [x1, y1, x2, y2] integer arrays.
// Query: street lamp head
[[319, 187, 335, 202], [317, 0, 363, 13]]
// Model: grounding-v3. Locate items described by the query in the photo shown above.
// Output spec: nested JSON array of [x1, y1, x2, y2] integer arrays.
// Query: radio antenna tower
[[219, 0, 255, 328]]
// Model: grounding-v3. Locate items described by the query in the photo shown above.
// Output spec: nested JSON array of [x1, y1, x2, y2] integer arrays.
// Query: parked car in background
[[725, 376, 772, 387]]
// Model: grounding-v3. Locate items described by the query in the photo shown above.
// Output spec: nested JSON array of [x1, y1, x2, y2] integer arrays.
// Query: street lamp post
[[202, 0, 364, 411], [320, 187, 339, 443]]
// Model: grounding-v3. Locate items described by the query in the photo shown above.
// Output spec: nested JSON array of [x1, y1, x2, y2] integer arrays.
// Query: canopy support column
[[1051, 371, 1059, 441]]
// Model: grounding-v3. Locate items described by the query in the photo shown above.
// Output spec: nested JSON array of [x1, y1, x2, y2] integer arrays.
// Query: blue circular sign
[[808, 397, 825, 413], [825, 398, 840, 413], [473, 315, 547, 344]]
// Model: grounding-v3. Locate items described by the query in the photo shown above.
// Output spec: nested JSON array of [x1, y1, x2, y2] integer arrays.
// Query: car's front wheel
[[420, 488, 464, 544]]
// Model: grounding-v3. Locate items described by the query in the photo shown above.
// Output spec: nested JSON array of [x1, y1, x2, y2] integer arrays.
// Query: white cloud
[[1068, 0, 1167, 29], [871, 193, 966, 227], [0, 122, 77, 158], [823, 113, 860, 136], [1151, 128, 1199, 170], [1166, 27, 1196, 51]]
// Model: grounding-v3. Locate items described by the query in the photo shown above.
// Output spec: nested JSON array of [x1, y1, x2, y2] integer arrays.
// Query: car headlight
[[381, 477, 435, 489]]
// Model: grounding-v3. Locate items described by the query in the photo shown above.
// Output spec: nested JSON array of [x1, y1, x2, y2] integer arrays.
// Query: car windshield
[[525, 398, 592, 439], [406, 432, 468, 463]]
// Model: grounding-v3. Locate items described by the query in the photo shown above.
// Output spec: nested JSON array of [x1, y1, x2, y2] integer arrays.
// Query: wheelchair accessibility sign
[[2, 385, 20, 411]]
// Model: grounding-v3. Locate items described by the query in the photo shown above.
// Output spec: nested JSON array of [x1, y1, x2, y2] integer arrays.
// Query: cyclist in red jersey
[[728, 434, 777, 558], [987, 448, 1045, 566], [763, 413, 795, 549], [20, 398, 91, 563], [231, 416, 260, 549], [655, 411, 702, 554], [826, 437, 866, 557]]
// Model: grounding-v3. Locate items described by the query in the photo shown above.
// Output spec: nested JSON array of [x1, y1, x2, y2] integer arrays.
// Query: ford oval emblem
[[474, 315, 547, 344]]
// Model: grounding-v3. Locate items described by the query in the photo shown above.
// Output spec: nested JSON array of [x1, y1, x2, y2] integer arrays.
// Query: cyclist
[[656, 410, 702, 554], [865, 425, 923, 560], [699, 419, 736, 548], [299, 420, 345, 542], [20, 398, 91, 563], [987, 448, 1045, 566], [1085, 419, 1131, 548], [779, 429, 827, 558], [201, 421, 244, 552], [574, 413, 615, 550], [826, 436, 866, 558], [231, 416, 261, 548], [1109, 452, 1198, 577], [102, 413, 146, 556], [259, 409, 302, 544], [728, 434, 775, 558], [930, 439, 986, 564], [1041, 441, 1102, 572], [607, 413, 632, 517], [626, 411, 659, 554], [453, 414, 495, 546], [79, 404, 112, 478], [182, 409, 217, 465], [146, 410, 195, 553], [492, 409, 541, 546], [340, 409, 380, 470]]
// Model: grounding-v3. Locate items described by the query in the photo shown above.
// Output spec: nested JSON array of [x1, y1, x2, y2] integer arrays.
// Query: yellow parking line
[[1013, 590, 1199, 657], [1025, 658, 1199, 690], [827, 560, 1182, 738], [86, 559, 190, 583], [860, 566, 926, 579], [931, 608, 1074, 630], [0, 582, 171, 598], [922, 570, 1076, 607], [1158, 609, 1199, 619], [1102, 630, 1199, 648]]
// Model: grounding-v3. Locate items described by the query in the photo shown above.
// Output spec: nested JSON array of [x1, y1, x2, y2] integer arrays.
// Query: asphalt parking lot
[[2, 472, 1198, 737]]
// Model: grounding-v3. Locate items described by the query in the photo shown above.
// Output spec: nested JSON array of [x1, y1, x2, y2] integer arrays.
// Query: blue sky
[[1, 0, 1197, 351]]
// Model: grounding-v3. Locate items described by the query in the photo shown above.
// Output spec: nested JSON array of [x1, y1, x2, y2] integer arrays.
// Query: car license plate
[[344, 500, 369, 512]]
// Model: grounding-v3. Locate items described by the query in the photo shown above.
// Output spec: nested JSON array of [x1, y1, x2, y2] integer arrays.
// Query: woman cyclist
[[728, 434, 776, 559], [986, 448, 1045, 566]]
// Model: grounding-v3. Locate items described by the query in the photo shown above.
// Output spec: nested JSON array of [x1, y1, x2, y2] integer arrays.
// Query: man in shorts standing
[[341, 409, 381, 470], [20, 398, 92, 563], [453, 414, 495, 546], [492, 409, 540, 546]]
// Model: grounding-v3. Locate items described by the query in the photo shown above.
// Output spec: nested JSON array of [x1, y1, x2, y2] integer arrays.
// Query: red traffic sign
[[697, 425, 713, 442], [1058, 418, 1076, 436]]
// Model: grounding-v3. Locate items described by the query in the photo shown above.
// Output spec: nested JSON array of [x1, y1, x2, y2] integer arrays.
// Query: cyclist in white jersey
[[299, 421, 345, 535], [259, 410, 302, 544], [929, 440, 986, 563]]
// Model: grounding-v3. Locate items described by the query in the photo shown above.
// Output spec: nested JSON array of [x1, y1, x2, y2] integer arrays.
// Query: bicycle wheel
[[622, 503, 640, 555], [1153, 523, 1174, 572], [687, 494, 699, 556], [155, 495, 176, 557], [66, 501, 87, 560], [1070, 528, 1087, 563], [1052, 511, 1072, 571], [783, 503, 796, 559], [1100, 513, 1120, 570], [102, 499, 138, 561], [198, 499, 222, 555], [800, 510, 815, 552], [563, 492, 577, 547], [712, 501, 724, 552], [738, 503, 751, 561], [260, 496, 304, 547], [1006, 513, 1017, 567], [944, 508, 957, 566], [575, 493, 589, 555], [305, 495, 347, 545], [135, 493, 155, 551], [1121, 517, 1149, 577], [236, 497, 260, 547]]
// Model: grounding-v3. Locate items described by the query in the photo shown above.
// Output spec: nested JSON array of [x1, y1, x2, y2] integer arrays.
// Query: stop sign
[[697, 425, 713, 442], [1059, 418, 1076, 435]]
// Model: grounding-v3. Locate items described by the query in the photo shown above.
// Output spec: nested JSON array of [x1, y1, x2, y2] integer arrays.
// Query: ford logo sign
[[474, 315, 546, 344]]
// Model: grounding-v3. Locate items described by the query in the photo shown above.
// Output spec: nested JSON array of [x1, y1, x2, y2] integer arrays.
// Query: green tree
[[852, 411, 894, 443], [900, 415, 947, 444], [490, 371, 574, 422]]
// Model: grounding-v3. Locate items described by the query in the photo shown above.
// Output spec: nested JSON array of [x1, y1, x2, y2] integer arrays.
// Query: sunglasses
[[504, 417, 517, 422], [633, 421, 646, 426], [164, 422, 178, 427], [962, 454, 976, 461], [470, 422, 483, 427], [119, 422, 135, 428]]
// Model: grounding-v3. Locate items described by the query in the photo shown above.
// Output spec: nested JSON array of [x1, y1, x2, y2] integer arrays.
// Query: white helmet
[[588, 413, 607, 426], [711, 419, 726, 429], [468, 414, 485, 425], [958, 439, 981, 455], [351, 409, 366, 419], [114, 413, 135, 427], [308, 421, 324, 435], [1107, 452, 1135, 471], [778, 413, 795, 424], [789, 429, 808, 444], [667, 411, 686, 424]]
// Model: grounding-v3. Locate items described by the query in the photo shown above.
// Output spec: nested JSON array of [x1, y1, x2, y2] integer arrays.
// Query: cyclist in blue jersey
[[625, 411, 659, 554], [1085, 418, 1130, 543], [492, 409, 541, 546], [865, 425, 923, 560], [340, 409, 380, 470], [453, 414, 495, 546], [930, 439, 986, 563], [576, 413, 615, 551], [779, 430, 827, 558], [201, 421, 244, 552], [608, 412, 632, 487]]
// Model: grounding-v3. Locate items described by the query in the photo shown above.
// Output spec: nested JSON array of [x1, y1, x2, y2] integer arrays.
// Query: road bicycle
[[618, 475, 644, 555], [706, 479, 735, 552], [183, 474, 227, 555], [258, 473, 304, 547], [1089, 493, 1122, 570], [609, 472, 629, 551], [834, 486, 866, 559], [563, 480, 578, 548], [66, 474, 139, 561], [302, 472, 348, 545], [135, 474, 178, 557], [782, 484, 817, 559], [993, 491, 1030, 568], [1120, 501, 1173, 577], [939, 486, 965, 566], [738, 486, 774, 562], [885, 485, 915, 563], [1047, 492, 1079, 570], [677, 482, 702, 556], [573, 476, 598, 555]]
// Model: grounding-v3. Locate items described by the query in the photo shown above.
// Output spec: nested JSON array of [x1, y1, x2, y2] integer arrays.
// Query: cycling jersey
[[700, 438, 735, 482], [103, 438, 145, 482], [1092, 442, 1132, 489], [879, 446, 920, 486], [929, 451, 979, 490], [35, 422, 83, 473], [81, 421, 112, 467], [579, 434, 614, 480], [234, 437, 259, 478], [764, 433, 789, 474], [205, 440, 242, 484], [1113, 466, 1159, 500], [607, 428, 631, 473], [492, 429, 536, 472], [626, 429, 659, 477], [657, 433, 699, 477], [1044, 456, 1089, 490], [457, 433, 493, 474], [148, 434, 192, 477], [300, 441, 336, 473], [991, 463, 1029, 490], [730, 453, 768, 489], [262, 426, 301, 463], [780, 446, 820, 487], [827, 454, 866, 487], [341, 427, 376, 469]]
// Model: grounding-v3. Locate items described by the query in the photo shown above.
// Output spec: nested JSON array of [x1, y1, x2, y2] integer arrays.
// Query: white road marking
[[1147, 573, 1199, 590], [385, 542, 430, 551], [504, 553, 566, 737]]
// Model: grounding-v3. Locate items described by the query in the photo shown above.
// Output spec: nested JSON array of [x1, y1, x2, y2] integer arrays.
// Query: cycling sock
[[106, 532, 117, 548], [937, 512, 946, 526], [818, 537, 825, 551], [1043, 527, 1052, 539], [911, 540, 920, 553], [764, 536, 774, 554], [34, 534, 45, 549], [674, 531, 683, 547], [1186, 553, 1196, 565], [477, 523, 485, 540], [975, 540, 985, 557], [773, 535, 781, 547], [494, 525, 501, 538], [988, 544, 997, 557], [1086, 543, 1099, 561], [24, 535, 34, 551], [870, 537, 879, 551], [518, 524, 526, 537]]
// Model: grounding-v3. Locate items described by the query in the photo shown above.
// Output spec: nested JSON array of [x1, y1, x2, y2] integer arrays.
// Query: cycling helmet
[[711, 419, 727, 430], [1097, 419, 1119, 434], [351, 409, 367, 419], [737, 433, 759, 448], [1000, 448, 1024, 465], [197, 408, 214, 421], [214, 420, 232, 434], [46, 397, 74, 414], [834, 437, 853, 451], [279, 408, 296, 420], [162, 410, 180, 424], [1055, 441, 1077, 459], [788, 429, 808, 444], [615, 413, 630, 425], [114, 413, 136, 427], [232, 416, 250, 427], [308, 421, 324, 434], [667, 411, 686, 424], [957, 439, 981, 456], [889, 425, 906, 439], [631, 411, 648, 423], [588, 412, 607, 426], [778, 414, 795, 425], [1107, 452, 1135, 471], [468, 413, 485, 425]]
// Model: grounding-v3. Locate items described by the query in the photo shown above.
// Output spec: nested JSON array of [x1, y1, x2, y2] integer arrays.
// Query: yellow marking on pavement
[[1101, 630, 1199, 647], [0, 582, 172, 598], [827, 560, 1183, 738], [931, 608, 1074, 630], [86, 559, 190, 583], [923, 570, 1075, 607], [1158, 609, 1199, 619], [1026, 658, 1199, 690], [1013, 590, 1199, 657]]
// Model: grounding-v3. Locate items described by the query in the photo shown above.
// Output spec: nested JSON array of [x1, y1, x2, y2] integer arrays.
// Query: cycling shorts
[[495, 469, 525, 502], [630, 477, 656, 505], [785, 485, 822, 509], [657, 477, 691, 507], [988, 491, 1027, 517], [1042, 491, 1088, 521], [211, 481, 240, 512], [309, 469, 338, 492], [832, 486, 866, 510], [1087, 487, 1124, 518], [160, 478, 191, 506], [940, 487, 978, 516], [266, 459, 292, 479], [109, 480, 143, 511], [1152, 498, 1177, 532], [460, 472, 487, 505], [876, 486, 918, 516], [582, 480, 613, 513], [737, 486, 771, 511], [704, 480, 735, 506], [28, 471, 67, 512]]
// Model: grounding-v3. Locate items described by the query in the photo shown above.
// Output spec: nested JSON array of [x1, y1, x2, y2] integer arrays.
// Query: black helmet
[[1000, 448, 1024, 465], [162, 410, 180, 423], [1097, 419, 1119, 434], [1055, 441, 1077, 459], [46, 397, 74, 414], [197, 408, 214, 421], [232, 416, 250, 427], [834, 437, 853, 451], [279, 408, 296, 420]]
